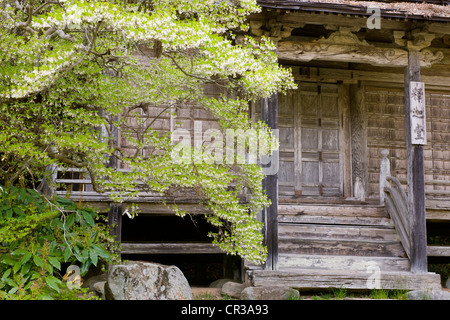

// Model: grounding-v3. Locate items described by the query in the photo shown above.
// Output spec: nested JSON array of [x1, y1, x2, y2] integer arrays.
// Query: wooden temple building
[[56, 0, 450, 291]]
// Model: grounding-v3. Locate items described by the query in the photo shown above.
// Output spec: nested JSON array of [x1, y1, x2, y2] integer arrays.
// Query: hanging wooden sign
[[409, 81, 427, 145]]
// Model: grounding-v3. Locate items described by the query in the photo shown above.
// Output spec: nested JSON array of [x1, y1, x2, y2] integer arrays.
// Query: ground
[[190, 286, 450, 300]]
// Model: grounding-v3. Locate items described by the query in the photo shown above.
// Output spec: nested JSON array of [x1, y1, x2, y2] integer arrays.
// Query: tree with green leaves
[[0, 0, 296, 266]]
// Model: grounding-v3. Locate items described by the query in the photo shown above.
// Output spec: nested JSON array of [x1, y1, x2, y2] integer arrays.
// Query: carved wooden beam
[[277, 29, 444, 67], [249, 19, 298, 41]]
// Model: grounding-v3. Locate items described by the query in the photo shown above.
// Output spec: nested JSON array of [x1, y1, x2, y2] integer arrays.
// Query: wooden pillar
[[261, 94, 278, 270], [404, 50, 428, 273], [108, 115, 119, 169], [108, 203, 123, 259]]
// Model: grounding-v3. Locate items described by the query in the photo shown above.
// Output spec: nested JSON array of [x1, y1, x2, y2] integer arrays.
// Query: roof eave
[[257, 1, 450, 23]]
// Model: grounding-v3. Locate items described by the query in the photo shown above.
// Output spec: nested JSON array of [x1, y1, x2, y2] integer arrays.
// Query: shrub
[[0, 186, 117, 299]]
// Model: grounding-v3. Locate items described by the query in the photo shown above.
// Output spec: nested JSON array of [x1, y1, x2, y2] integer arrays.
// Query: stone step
[[277, 253, 410, 272], [248, 269, 442, 291]]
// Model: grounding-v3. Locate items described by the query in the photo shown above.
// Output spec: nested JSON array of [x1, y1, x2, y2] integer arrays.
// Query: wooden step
[[278, 204, 388, 218], [278, 224, 398, 241], [277, 204, 406, 258], [278, 214, 393, 227], [248, 269, 442, 291], [277, 254, 410, 272], [278, 237, 406, 257]]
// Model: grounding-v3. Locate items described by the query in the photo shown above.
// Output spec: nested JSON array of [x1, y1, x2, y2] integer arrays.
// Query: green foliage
[[0, 186, 116, 300], [369, 289, 407, 300], [0, 0, 296, 264], [331, 287, 347, 300]]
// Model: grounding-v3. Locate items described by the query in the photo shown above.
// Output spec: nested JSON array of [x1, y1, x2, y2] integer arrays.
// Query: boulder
[[209, 278, 236, 289], [241, 286, 300, 300], [93, 281, 106, 300], [445, 278, 450, 289], [406, 289, 450, 300], [104, 261, 192, 300], [221, 281, 246, 299], [82, 273, 108, 298]]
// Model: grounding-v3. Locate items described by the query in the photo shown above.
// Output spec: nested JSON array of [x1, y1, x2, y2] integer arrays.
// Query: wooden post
[[404, 50, 428, 273], [108, 115, 119, 169], [40, 163, 57, 198], [261, 94, 278, 270], [379, 149, 391, 205], [108, 203, 122, 259]]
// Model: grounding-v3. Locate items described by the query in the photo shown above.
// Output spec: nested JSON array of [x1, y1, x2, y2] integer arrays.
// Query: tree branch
[[45, 28, 77, 42]]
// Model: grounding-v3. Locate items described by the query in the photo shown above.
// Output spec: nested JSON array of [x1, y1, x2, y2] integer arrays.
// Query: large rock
[[209, 278, 236, 289], [220, 281, 246, 299], [83, 273, 108, 298], [92, 281, 106, 300], [104, 261, 192, 300], [241, 286, 300, 300], [406, 289, 450, 300]]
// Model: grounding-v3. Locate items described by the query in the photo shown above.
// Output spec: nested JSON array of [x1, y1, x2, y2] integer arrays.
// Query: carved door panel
[[277, 92, 296, 196], [296, 83, 342, 197]]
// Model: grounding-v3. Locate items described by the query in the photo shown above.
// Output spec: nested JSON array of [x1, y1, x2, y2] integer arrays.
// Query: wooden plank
[[427, 245, 450, 257], [55, 190, 201, 202], [278, 238, 406, 257], [277, 254, 410, 272], [278, 224, 399, 241], [125, 203, 210, 215], [426, 209, 450, 222], [278, 215, 394, 227], [384, 194, 411, 259], [248, 269, 441, 291], [279, 197, 380, 205], [278, 204, 388, 217], [121, 242, 223, 254]]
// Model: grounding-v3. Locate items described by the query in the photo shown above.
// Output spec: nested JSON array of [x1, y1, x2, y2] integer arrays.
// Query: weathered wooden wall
[[365, 85, 450, 198], [117, 83, 223, 170]]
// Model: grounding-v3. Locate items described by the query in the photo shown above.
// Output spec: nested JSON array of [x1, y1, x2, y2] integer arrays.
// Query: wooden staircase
[[246, 203, 442, 291]]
